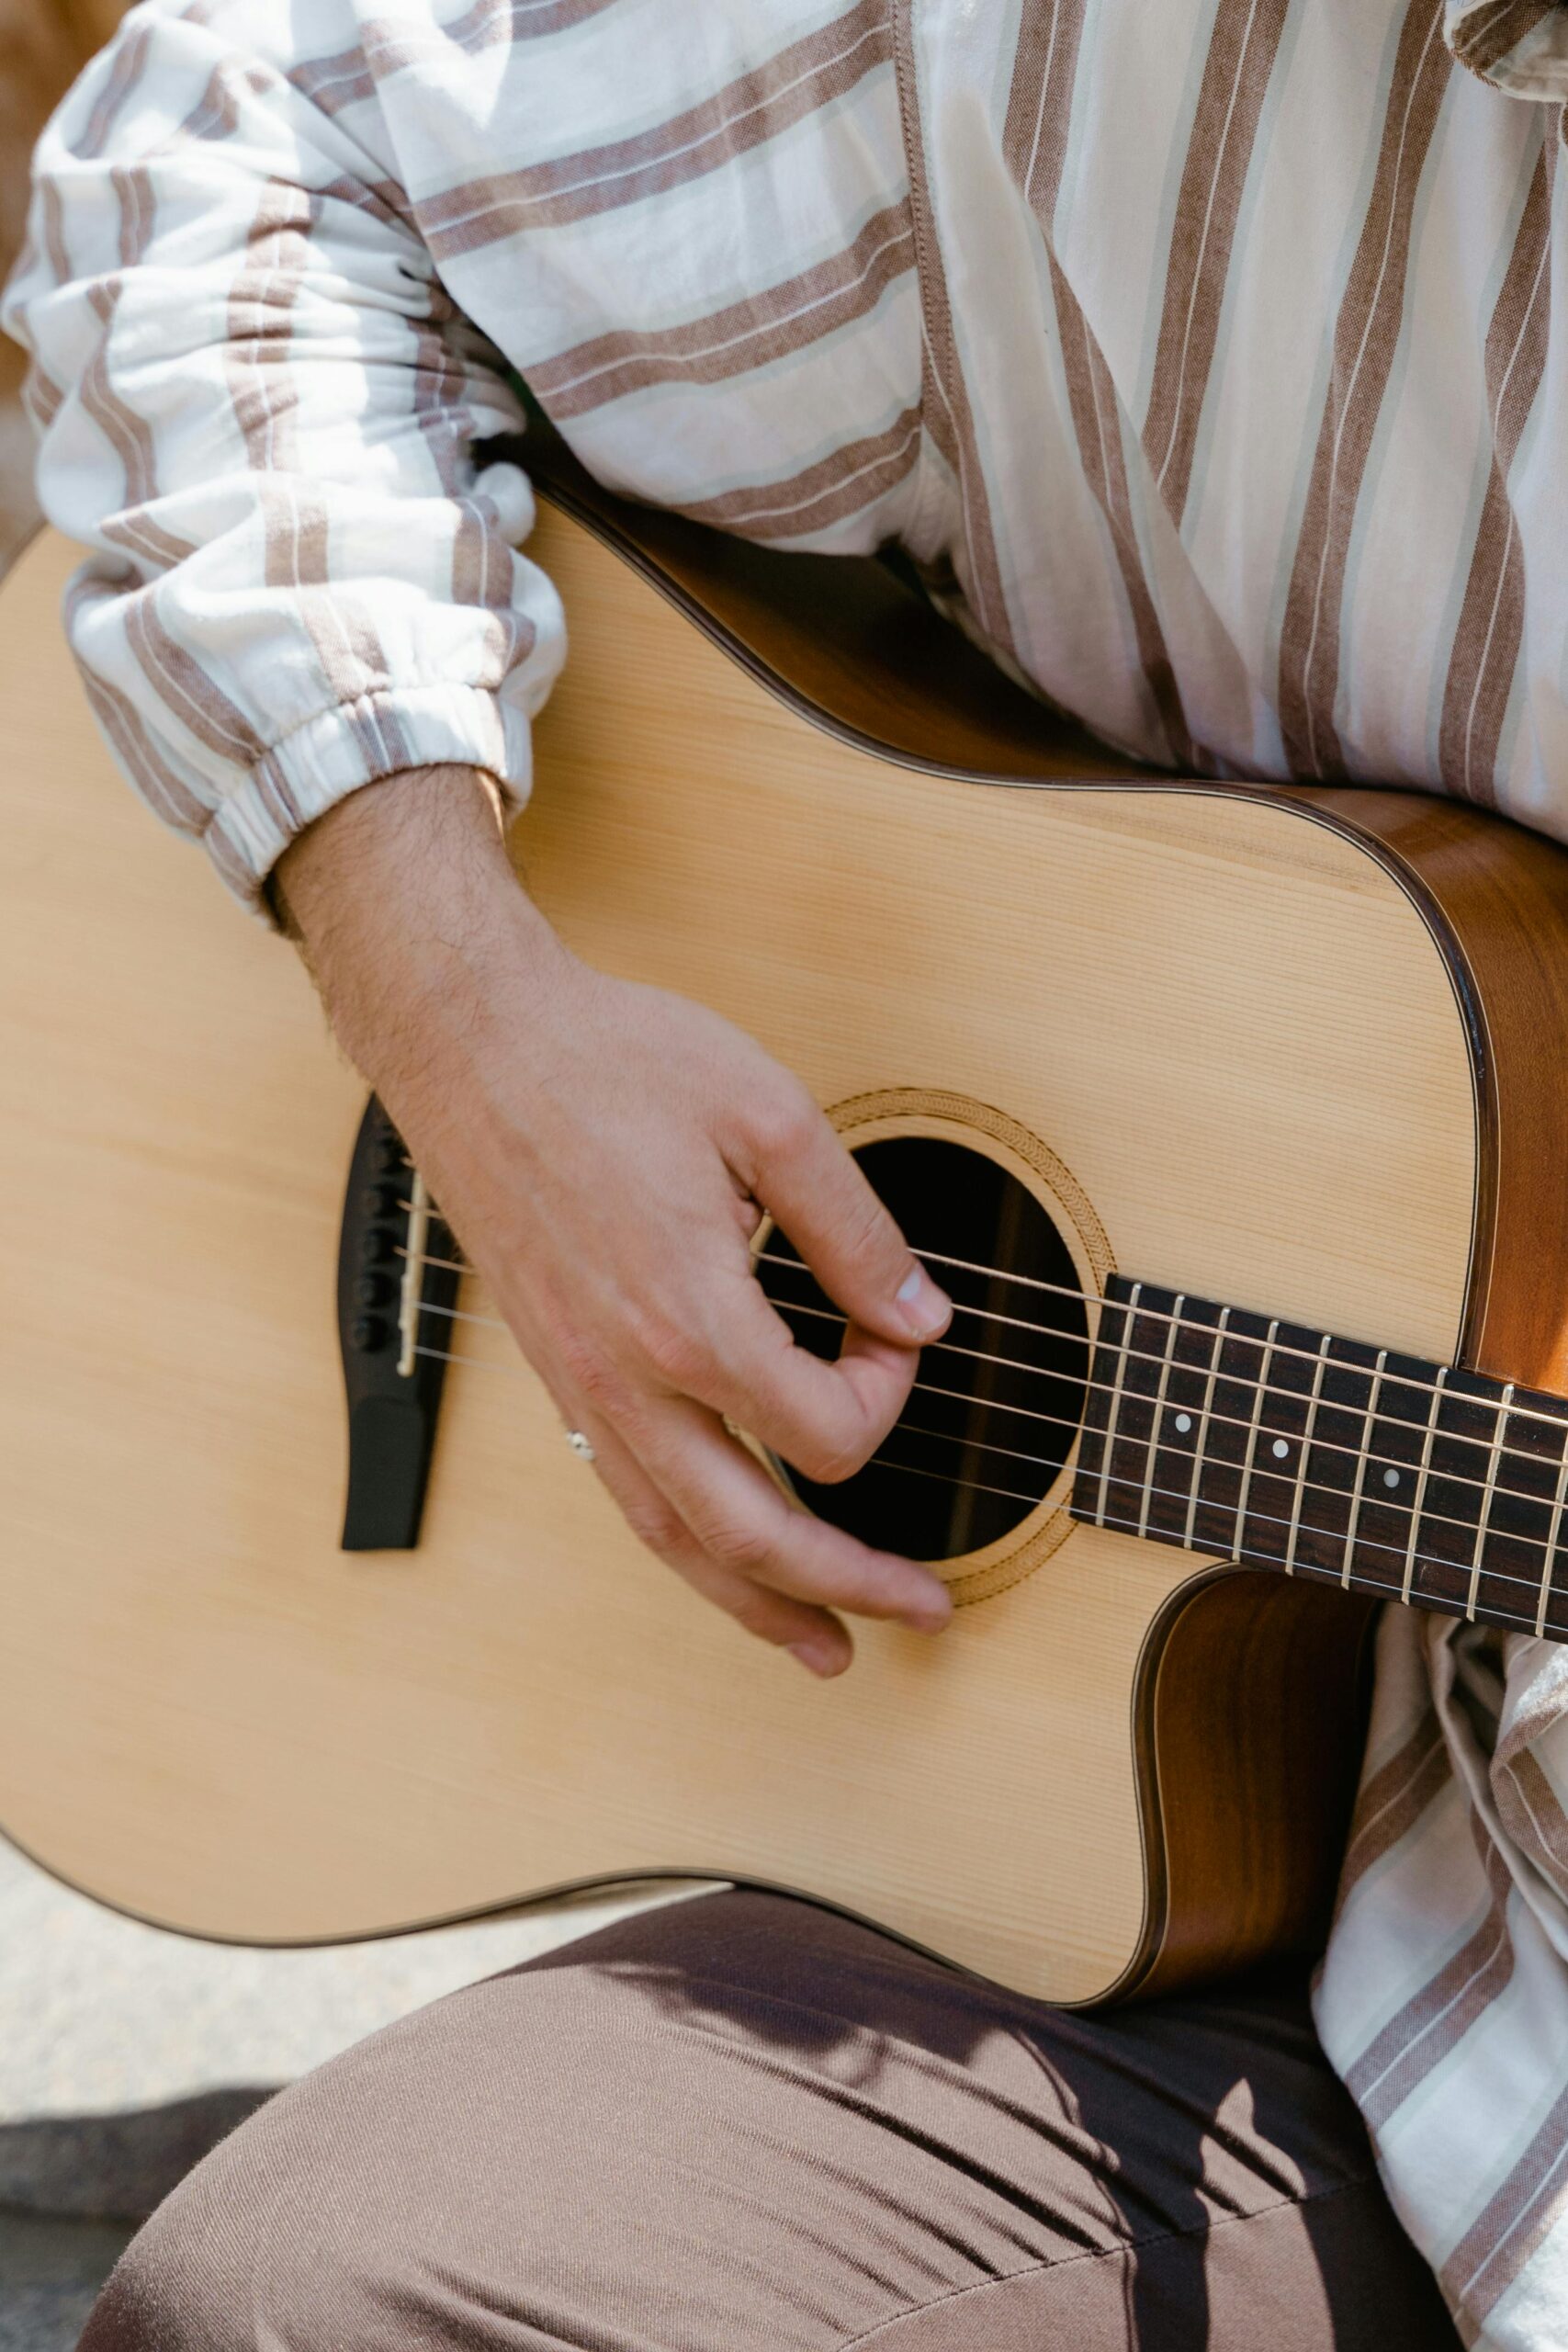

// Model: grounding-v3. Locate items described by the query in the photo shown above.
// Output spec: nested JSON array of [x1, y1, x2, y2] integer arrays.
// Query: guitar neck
[[1070, 1275, 1568, 1641]]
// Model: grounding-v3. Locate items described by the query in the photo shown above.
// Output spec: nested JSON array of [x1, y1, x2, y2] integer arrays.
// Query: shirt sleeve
[[2, 3, 567, 915]]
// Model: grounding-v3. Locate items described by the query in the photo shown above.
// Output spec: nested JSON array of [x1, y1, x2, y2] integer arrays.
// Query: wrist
[[276, 765, 569, 1088]]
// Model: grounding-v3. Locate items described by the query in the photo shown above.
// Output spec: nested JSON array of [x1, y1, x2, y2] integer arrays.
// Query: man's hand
[[277, 766, 954, 1677]]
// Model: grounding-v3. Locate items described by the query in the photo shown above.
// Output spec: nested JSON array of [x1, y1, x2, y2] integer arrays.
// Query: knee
[[75, 2081, 400, 2352], [78, 2165, 275, 2352]]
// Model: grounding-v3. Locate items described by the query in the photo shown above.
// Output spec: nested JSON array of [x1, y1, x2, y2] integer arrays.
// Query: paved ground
[[0, 1836, 709, 2346], [0, 2216, 136, 2352]]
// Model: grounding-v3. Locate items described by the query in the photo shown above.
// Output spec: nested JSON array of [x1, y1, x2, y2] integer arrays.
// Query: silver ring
[[563, 1428, 597, 1464]]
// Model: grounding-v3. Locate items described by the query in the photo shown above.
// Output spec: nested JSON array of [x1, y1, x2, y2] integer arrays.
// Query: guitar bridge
[[334, 1095, 458, 1550]]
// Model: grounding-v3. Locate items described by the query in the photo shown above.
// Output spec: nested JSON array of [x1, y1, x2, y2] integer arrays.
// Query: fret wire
[[406, 1337, 1568, 1616], [1231, 1319, 1280, 1566], [1466, 1385, 1514, 1624], [1182, 1307, 1231, 1548], [1539, 1441, 1568, 1638], [1341, 1350, 1387, 1591], [1137, 1295, 1186, 1541], [1095, 1283, 1142, 1530], [1090, 1507, 1564, 1643], [1401, 1367, 1448, 1607], [414, 1249, 1568, 1506], [1284, 1333, 1335, 1577]]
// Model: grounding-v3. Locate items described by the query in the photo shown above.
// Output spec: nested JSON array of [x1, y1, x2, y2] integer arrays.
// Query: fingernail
[[787, 1638, 844, 1679], [896, 1263, 951, 1340], [901, 1600, 953, 1635]]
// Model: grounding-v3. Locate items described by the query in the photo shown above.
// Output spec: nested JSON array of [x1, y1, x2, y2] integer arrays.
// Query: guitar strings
[[404, 1335, 1566, 1623], [400, 1219, 1562, 1441], [407, 1290, 1555, 1554], [402, 1272, 1566, 1528]]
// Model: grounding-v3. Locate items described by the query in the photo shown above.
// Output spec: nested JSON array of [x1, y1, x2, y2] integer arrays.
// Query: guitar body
[[6, 451, 1568, 2005]]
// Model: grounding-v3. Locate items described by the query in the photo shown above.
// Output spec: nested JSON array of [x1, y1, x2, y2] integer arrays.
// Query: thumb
[[746, 1094, 952, 1347]]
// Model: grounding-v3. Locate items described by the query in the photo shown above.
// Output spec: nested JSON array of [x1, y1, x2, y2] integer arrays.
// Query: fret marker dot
[[1271, 1439, 1290, 1460], [1174, 1413, 1192, 1434], [1383, 1470, 1401, 1489]]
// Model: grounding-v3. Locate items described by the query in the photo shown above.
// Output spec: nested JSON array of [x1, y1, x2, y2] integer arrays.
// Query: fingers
[[700, 1269, 920, 1486], [617, 1386, 954, 1634], [735, 1089, 952, 1348], [570, 1408, 854, 1678]]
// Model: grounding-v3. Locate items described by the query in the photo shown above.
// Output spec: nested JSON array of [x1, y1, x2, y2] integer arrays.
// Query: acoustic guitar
[[6, 437, 1568, 2008]]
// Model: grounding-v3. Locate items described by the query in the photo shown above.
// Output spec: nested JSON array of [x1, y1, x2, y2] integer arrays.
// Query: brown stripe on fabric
[[291, 0, 623, 114], [1000, 0, 1087, 216], [1436, 137, 1551, 805], [1333, 1710, 1450, 1920], [288, 42, 378, 120], [1143, 0, 1292, 522], [81, 284, 197, 572], [125, 586, 264, 763], [1055, 266, 1198, 763], [228, 177, 317, 482], [411, 316, 467, 496], [82, 671, 209, 831], [246, 740, 306, 838], [65, 576, 211, 833], [422, 0, 894, 254], [1000, 0, 1195, 760], [1496, 1747, 1568, 1895], [446, 0, 626, 49], [1346, 1833, 1514, 2131], [204, 818, 262, 901], [455, 496, 538, 688], [227, 180, 412, 779], [1441, 2076, 1568, 2335], [1277, 0, 1451, 778], [674, 403, 919, 538], [270, 515, 423, 781], [23, 367, 65, 433], [289, 19, 427, 119], [404, 311, 538, 687], [366, 176, 418, 229], [255, 479, 325, 593], [318, 173, 412, 233], [113, 163, 156, 272], [1449, 0, 1557, 80], [181, 62, 244, 145], [39, 182, 69, 285], [892, 2, 1015, 655], [528, 200, 915, 420], [72, 17, 153, 162]]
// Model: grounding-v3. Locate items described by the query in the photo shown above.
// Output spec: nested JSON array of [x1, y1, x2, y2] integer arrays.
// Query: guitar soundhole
[[757, 1136, 1089, 1562]]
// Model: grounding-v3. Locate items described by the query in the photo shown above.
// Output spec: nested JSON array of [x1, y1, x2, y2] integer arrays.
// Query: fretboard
[[1069, 1276, 1568, 1643]]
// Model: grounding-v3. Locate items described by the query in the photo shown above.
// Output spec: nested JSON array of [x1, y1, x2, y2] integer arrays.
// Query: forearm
[[276, 764, 569, 1105]]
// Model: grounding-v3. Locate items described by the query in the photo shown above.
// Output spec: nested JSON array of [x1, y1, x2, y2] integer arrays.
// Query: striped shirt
[[8, 3, 1568, 2337]]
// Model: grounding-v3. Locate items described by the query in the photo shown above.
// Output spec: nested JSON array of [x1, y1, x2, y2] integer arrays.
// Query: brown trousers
[[80, 1890, 1458, 2350]]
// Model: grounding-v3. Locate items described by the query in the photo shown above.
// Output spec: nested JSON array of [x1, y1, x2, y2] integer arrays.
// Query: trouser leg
[[79, 1887, 1457, 2351]]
